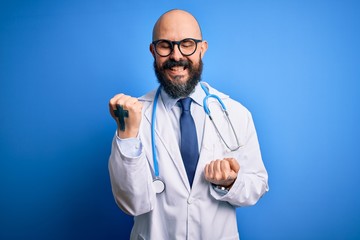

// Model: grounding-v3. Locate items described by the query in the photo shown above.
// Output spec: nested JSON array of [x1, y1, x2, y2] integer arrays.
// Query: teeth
[[170, 66, 185, 71]]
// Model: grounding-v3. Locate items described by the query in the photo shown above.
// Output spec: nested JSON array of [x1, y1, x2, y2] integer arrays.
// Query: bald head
[[152, 9, 202, 41]]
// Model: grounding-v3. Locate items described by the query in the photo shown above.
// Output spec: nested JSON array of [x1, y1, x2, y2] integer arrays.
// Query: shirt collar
[[160, 82, 206, 111]]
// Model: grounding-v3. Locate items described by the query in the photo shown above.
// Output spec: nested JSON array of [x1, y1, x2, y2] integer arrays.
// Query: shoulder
[[139, 89, 156, 101], [138, 88, 157, 105], [204, 82, 250, 115], [201, 82, 228, 99]]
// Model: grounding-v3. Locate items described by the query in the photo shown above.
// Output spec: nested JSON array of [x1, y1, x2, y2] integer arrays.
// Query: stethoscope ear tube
[[203, 93, 227, 115], [201, 83, 242, 152], [208, 111, 242, 152]]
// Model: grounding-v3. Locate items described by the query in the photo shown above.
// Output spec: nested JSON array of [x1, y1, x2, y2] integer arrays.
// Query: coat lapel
[[143, 93, 191, 192], [140, 82, 230, 193], [191, 111, 217, 190]]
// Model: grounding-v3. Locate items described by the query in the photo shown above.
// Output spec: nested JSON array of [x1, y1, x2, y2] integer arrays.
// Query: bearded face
[[154, 57, 203, 99]]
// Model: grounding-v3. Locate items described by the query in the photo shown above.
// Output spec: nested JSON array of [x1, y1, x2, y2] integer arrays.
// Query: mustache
[[162, 59, 191, 70]]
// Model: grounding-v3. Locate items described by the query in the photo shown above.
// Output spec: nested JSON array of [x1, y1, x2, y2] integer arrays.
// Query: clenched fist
[[109, 94, 143, 139], [204, 158, 240, 188]]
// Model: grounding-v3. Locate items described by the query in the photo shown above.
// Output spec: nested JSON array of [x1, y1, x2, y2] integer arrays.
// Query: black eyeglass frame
[[152, 38, 203, 57]]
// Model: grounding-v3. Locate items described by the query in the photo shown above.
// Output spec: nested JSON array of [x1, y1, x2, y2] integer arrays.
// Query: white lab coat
[[109, 83, 268, 240]]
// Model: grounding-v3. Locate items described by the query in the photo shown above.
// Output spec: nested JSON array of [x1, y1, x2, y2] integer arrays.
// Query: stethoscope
[[151, 83, 241, 194]]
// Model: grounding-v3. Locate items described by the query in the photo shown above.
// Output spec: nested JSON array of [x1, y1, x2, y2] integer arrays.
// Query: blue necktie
[[180, 98, 199, 187]]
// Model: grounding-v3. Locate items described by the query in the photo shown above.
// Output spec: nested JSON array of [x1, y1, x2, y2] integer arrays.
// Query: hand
[[204, 158, 240, 188], [109, 94, 143, 139]]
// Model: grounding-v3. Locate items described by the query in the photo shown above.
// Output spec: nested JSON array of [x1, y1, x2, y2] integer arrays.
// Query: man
[[108, 9, 268, 240]]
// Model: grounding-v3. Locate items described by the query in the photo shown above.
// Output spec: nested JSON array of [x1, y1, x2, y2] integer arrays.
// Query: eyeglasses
[[152, 38, 203, 57]]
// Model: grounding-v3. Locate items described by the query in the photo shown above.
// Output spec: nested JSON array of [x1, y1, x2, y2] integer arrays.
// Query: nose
[[169, 44, 183, 61]]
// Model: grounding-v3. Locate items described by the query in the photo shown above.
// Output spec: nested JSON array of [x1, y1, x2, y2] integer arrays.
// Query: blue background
[[1, 0, 359, 239]]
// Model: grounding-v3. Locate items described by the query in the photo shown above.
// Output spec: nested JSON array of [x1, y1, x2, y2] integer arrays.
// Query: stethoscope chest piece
[[153, 178, 165, 194]]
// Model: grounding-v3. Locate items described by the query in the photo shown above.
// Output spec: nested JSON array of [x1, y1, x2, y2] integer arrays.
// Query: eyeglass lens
[[155, 39, 198, 57]]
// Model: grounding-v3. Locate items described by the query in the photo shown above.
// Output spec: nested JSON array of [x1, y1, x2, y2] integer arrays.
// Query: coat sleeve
[[209, 110, 269, 207], [108, 134, 156, 216]]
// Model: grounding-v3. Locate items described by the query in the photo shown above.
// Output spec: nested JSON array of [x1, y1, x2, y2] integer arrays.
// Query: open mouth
[[161, 60, 191, 79], [169, 66, 187, 72]]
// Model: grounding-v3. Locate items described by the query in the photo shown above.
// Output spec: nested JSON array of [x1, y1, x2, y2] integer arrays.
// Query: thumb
[[225, 158, 240, 174]]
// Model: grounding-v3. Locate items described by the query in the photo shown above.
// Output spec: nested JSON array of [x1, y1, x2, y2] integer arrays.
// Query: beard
[[153, 57, 203, 99]]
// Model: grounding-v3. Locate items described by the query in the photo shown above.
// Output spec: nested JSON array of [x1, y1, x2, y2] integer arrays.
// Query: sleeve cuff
[[212, 184, 230, 196], [116, 134, 143, 158]]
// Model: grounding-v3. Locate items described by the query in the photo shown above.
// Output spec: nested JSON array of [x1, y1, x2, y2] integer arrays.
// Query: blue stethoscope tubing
[[151, 87, 162, 177], [151, 83, 241, 190], [200, 83, 241, 152]]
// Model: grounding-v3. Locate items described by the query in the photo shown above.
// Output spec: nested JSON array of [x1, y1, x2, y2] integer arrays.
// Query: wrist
[[223, 180, 235, 189], [217, 178, 236, 189], [117, 128, 139, 139]]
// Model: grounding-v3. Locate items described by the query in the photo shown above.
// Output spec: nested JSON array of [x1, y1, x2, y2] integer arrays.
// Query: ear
[[199, 40, 208, 59], [150, 43, 156, 58]]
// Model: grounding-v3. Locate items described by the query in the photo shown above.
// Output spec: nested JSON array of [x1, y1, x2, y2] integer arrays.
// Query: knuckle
[[214, 174, 222, 181], [109, 98, 117, 106], [124, 102, 132, 109], [135, 103, 143, 113]]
